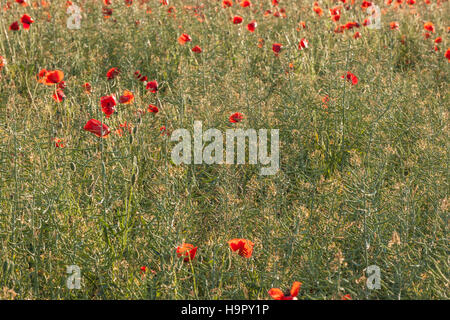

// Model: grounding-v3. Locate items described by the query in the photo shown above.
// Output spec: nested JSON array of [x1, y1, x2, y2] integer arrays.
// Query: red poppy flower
[[341, 71, 358, 85], [106, 67, 120, 80], [104, 0, 112, 4], [52, 89, 65, 102], [389, 22, 399, 30], [102, 7, 113, 18], [9, 21, 20, 31], [406, 0, 415, 4], [361, 1, 372, 9], [115, 125, 124, 136], [332, 14, 341, 22], [146, 80, 158, 93], [344, 21, 360, 30], [255, 38, 264, 49], [115, 126, 124, 136], [134, 70, 148, 82], [434, 37, 442, 44], [229, 112, 244, 123], [139, 266, 147, 276], [44, 70, 64, 85], [330, 7, 341, 16], [15, 0, 28, 6], [119, 90, 134, 104], [53, 138, 65, 148], [240, 0, 251, 7], [276, 7, 284, 17], [313, 5, 323, 16], [176, 243, 198, 262], [342, 294, 352, 300], [36, 69, 48, 83], [178, 33, 192, 45], [84, 119, 111, 137], [298, 38, 308, 50], [100, 94, 117, 118], [192, 45, 202, 53], [82, 82, 92, 94], [160, 125, 168, 135], [140, 266, 158, 277], [20, 14, 33, 30], [222, 0, 233, 8], [247, 20, 257, 32], [445, 48, 450, 62], [272, 43, 282, 54], [148, 104, 158, 113], [268, 281, 302, 300], [353, 31, 362, 39], [424, 22, 435, 33], [0, 56, 6, 70], [228, 238, 254, 258], [233, 16, 243, 24]]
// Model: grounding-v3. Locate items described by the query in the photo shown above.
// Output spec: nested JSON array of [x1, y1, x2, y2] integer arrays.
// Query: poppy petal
[[290, 281, 302, 297], [268, 288, 285, 300]]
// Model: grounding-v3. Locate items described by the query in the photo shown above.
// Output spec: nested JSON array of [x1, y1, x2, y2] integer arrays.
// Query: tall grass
[[0, 0, 448, 299]]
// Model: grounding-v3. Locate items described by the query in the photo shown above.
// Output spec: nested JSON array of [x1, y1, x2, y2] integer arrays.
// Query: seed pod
[[131, 156, 139, 184], [70, 162, 76, 171]]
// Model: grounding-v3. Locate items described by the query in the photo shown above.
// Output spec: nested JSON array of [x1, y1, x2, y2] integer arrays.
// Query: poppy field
[[0, 0, 448, 300]]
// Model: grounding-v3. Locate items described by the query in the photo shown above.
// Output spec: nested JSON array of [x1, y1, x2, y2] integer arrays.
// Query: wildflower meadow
[[0, 0, 448, 300]]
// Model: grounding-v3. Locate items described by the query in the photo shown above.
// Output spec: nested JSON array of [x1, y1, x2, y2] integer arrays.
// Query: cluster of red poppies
[[140, 239, 350, 300], [83, 67, 160, 138], [32, 63, 246, 143], [36, 69, 66, 102], [9, 14, 34, 31], [177, 33, 203, 54]]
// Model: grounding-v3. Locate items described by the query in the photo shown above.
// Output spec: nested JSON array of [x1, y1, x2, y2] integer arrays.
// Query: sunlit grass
[[0, 0, 448, 300]]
